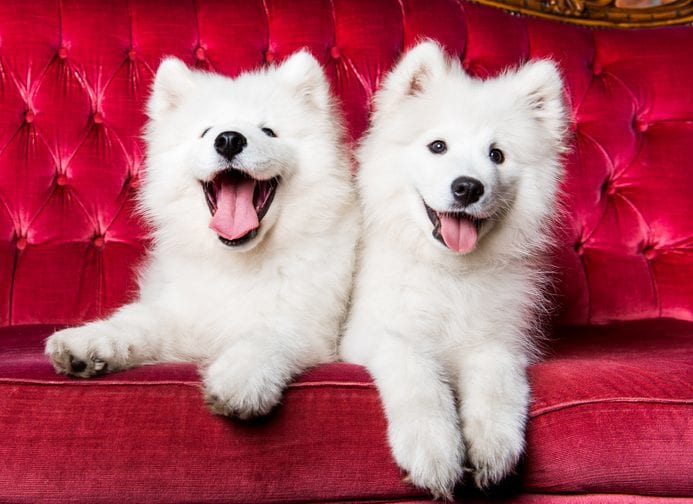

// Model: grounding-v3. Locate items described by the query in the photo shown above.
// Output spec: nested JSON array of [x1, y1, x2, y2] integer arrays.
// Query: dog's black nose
[[451, 176, 484, 206], [214, 131, 247, 160]]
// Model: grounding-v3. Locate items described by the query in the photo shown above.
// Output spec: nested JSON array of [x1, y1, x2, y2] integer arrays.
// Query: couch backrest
[[0, 0, 690, 327]]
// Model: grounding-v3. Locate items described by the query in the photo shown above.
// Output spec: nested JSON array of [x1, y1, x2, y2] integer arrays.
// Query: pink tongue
[[209, 177, 259, 240], [439, 214, 478, 253]]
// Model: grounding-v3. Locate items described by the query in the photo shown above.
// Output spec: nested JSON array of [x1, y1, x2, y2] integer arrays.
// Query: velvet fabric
[[0, 0, 691, 501], [0, 0, 690, 327], [1, 321, 691, 502]]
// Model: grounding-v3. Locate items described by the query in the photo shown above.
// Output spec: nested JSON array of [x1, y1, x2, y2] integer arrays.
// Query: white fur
[[341, 41, 568, 497], [45, 51, 359, 419]]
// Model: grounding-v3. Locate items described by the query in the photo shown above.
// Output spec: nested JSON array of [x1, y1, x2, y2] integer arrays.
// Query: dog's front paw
[[202, 357, 286, 420], [389, 416, 464, 500], [464, 416, 525, 488], [45, 326, 126, 378]]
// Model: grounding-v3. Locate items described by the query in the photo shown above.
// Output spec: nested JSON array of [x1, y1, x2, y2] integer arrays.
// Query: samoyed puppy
[[341, 41, 567, 497], [45, 51, 359, 419]]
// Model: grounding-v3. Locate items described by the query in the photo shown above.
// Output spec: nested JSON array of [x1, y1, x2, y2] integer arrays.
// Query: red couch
[[0, 1, 691, 502]]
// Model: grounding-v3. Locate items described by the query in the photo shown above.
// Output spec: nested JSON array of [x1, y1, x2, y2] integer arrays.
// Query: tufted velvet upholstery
[[0, 0, 690, 327], [0, 1, 691, 502]]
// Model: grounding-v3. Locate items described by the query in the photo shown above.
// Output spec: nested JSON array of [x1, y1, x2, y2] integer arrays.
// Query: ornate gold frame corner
[[471, 0, 693, 27]]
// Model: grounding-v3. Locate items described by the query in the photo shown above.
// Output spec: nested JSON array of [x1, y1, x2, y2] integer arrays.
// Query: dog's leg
[[457, 344, 530, 488], [45, 302, 167, 377], [368, 334, 464, 500], [202, 333, 325, 420]]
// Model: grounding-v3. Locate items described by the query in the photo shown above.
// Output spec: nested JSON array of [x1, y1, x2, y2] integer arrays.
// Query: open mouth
[[424, 202, 484, 254], [202, 169, 280, 247]]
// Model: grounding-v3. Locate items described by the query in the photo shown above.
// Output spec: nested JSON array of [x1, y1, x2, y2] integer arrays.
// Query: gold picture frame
[[471, 0, 693, 27]]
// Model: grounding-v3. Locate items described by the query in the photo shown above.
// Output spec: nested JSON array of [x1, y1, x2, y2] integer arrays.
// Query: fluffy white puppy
[[341, 41, 567, 497], [45, 51, 359, 419]]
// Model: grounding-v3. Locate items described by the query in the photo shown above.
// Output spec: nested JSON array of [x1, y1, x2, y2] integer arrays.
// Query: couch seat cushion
[[524, 318, 692, 496], [0, 320, 691, 502]]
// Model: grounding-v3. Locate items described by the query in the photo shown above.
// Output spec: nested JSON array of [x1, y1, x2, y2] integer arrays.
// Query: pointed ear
[[510, 59, 567, 139], [147, 57, 196, 118], [374, 40, 450, 115], [275, 50, 331, 109]]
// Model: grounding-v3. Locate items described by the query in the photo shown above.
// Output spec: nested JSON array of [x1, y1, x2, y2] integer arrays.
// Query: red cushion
[[0, 1, 691, 327], [1, 320, 691, 501], [525, 319, 693, 496], [0, 0, 691, 500]]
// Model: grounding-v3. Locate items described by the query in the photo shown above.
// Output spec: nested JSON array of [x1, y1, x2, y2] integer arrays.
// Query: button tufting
[[602, 177, 616, 196], [93, 236, 105, 248], [264, 49, 276, 63], [93, 112, 104, 124], [129, 176, 139, 189], [56, 174, 68, 186], [24, 111, 34, 124], [591, 62, 603, 76], [641, 244, 657, 260], [127, 48, 137, 61], [634, 117, 649, 133], [195, 46, 206, 60], [16, 237, 27, 251], [57, 46, 68, 59], [574, 240, 584, 256], [330, 46, 341, 59]]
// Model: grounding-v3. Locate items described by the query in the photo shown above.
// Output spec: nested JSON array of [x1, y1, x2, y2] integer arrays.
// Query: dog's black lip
[[218, 229, 258, 247], [202, 180, 216, 214], [201, 168, 280, 247], [256, 176, 279, 222], [422, 200, 484, 246]]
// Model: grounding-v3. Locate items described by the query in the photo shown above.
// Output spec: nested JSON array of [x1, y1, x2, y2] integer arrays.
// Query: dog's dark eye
[[261, 127, 277, 138], [489, 147, 505, 164], [201, 127, 212, 138], [428, 140, 447, 155]]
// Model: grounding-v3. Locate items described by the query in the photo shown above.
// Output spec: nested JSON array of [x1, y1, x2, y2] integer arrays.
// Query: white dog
[[45, 51, 359, 419], [341, 41, 567, 497]]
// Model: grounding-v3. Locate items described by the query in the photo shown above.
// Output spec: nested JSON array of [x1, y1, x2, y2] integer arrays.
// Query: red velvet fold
[[0, 0, 690, 326], [1, 321, 691, 501]]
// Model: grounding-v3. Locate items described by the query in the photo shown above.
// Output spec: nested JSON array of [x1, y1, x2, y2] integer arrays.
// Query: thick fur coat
[[46, 51, 359, 419], [341, 41, 568, 497]]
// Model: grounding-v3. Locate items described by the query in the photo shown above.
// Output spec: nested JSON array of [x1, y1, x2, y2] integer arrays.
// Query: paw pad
[[69, 356, 87, 373]]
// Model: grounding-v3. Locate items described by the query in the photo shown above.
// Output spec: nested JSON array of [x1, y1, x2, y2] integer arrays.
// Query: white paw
[[45, 325, 128, 377], [464, 414, 526, 488], [202, 357, 286, 420], [389, 416, 464, 500]]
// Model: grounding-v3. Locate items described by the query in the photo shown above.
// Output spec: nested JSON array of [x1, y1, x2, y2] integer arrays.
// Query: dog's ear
[[510, 59, 567, 143], [147, 57, 196, 118], [276, 50, 331, 110], [375, 40, 450, 115]]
